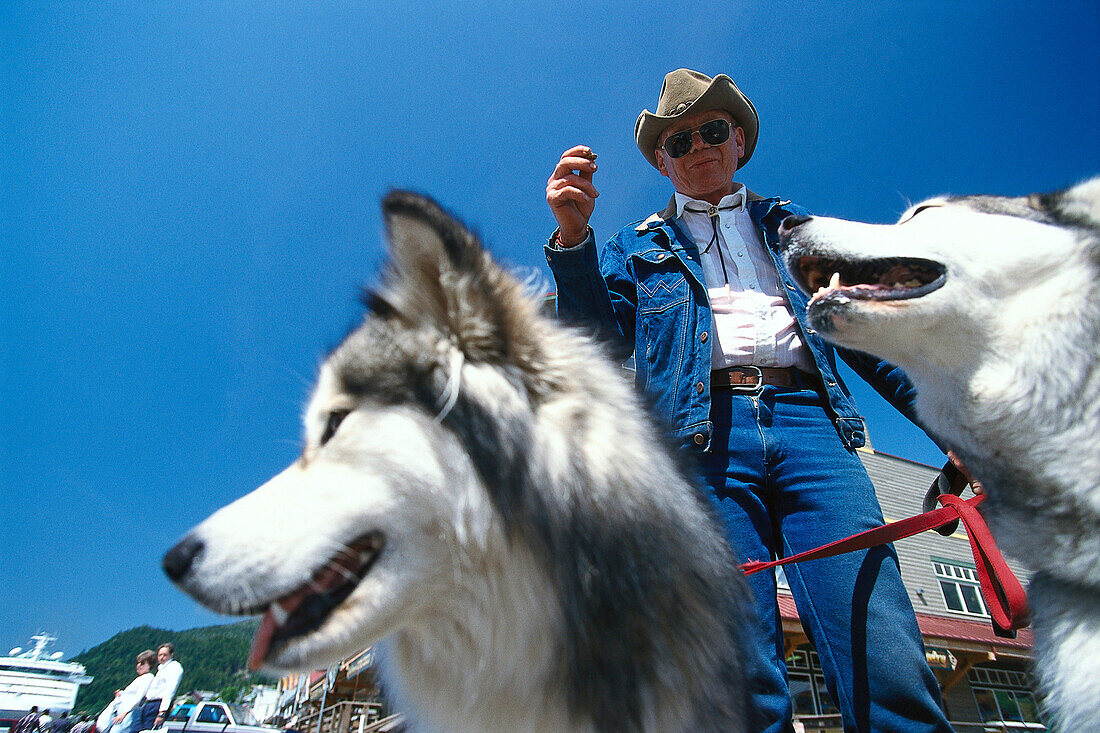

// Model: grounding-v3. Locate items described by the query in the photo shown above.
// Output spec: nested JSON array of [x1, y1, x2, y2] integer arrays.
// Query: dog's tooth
[[333, 563, 360, 583], [829, 272, 841, 290], [270, 601, 289, 626]]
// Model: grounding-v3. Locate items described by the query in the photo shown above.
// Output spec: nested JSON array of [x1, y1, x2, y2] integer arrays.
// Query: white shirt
[[116, 672, 154, 716], [146, 658, 183, 714], [674, 186, 813, 371]]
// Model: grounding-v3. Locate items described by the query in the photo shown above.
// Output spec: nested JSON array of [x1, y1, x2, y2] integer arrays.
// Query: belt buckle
[[729, 365, 764, 393]]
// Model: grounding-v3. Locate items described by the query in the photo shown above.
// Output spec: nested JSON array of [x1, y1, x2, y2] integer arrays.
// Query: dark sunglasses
[[661, 119, 732, 159]]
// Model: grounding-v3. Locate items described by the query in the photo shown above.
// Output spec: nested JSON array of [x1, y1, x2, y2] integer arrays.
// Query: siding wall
[[856, 449, 1033, 619]]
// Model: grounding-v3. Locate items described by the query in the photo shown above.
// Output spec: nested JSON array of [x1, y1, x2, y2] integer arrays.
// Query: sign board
[[345, 648, 376, 679], [925, 647, 958, 671]]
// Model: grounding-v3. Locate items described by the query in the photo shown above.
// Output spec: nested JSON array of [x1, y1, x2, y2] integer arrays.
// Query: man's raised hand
[[546, 145, 599, 246]]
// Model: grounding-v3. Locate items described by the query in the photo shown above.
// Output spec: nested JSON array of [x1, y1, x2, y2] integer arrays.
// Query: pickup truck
[[162, 702, 277, 733]]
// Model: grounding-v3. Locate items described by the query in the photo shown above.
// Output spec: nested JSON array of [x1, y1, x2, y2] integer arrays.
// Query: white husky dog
[[778, 178, 1100, 729], [164, 192, 753, 732]]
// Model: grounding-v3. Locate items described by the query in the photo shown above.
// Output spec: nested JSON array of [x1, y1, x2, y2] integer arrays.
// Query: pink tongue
[[248, 609, 279, 670], [246, 551, 367, 670], [247, 587, 312, 670]]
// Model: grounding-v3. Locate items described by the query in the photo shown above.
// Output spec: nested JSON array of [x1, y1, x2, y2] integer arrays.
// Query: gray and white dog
[[779, 178, 1100, 729], [164, 192, 753, 732]]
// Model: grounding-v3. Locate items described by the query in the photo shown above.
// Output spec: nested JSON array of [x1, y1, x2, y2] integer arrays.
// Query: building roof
[[778, 592, 1033, 659], [914, 610, 1033, 653]]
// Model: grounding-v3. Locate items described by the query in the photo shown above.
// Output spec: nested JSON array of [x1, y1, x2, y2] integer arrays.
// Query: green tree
[[70, 620, 271, 715]]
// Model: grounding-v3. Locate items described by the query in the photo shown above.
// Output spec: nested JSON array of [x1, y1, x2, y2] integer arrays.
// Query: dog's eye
[[320, 409, 351, 446]]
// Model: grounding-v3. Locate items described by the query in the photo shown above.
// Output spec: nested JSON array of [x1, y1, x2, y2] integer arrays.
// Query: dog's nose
[[163, 535, 204, 582], [778, 214, 812, 235]]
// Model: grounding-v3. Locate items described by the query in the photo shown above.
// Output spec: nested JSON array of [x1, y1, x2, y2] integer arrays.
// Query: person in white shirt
[[545, 68, 952, 732], [129, 643, 182, 733], [109, 650, 155, 733]]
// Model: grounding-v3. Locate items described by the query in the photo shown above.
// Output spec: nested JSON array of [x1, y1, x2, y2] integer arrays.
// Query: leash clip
[[924, 461, 969, 536]]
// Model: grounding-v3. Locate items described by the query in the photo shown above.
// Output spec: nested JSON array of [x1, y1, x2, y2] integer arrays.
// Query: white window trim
[[932, 559, 989, 617]]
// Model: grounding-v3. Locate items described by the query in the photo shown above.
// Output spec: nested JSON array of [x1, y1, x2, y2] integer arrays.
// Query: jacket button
[[700, 331, 708, 343], [696, 381, 705, 394], [693, 433, 705, 445]]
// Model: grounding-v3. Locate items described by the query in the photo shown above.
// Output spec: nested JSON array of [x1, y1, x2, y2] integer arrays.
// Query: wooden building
[[780, 449, 1044, 732]]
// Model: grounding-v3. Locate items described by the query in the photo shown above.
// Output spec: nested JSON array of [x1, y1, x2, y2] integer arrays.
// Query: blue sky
[[2, 1, 1098, 659]]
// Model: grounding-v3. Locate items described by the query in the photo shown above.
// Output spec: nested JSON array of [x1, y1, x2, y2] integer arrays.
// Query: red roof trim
[[777, 593, 1032, 649]]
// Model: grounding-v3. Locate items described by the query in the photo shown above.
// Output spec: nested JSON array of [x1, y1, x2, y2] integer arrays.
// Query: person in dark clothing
[[12, 706, 42, 733], [42, 712, 73, 733]]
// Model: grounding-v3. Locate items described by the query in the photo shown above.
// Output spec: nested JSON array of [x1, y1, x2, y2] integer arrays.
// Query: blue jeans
[[128, 701, 159, 733], [698, 380, 952, 733]]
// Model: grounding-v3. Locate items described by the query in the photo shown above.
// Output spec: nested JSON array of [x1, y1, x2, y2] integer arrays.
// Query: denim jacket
[[545, 191, 924, 452]]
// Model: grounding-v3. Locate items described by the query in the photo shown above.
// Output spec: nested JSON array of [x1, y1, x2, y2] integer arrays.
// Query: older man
[[545, 69, 952, 732]]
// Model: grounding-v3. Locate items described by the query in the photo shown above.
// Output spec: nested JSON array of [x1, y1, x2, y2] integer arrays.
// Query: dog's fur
[[779, 178, 1100, 729], [163, 192, 752, 732]]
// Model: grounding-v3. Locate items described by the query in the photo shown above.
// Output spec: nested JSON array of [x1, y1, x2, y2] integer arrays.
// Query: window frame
[[932, 558, 989, 617]]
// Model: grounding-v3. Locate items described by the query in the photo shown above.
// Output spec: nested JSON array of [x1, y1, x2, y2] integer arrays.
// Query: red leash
[[739, 470, 1030, 636]]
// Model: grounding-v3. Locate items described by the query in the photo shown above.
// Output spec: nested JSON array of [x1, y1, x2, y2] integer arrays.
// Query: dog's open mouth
[[796, 255, 946, 306], [248, 531, 384, 669]]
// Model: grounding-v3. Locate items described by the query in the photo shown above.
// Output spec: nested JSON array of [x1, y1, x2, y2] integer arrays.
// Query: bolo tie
[[685, 203, 739, 285]]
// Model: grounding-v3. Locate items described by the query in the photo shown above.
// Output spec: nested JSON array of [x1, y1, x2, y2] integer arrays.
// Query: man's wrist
[[555, 227, 589, 248]]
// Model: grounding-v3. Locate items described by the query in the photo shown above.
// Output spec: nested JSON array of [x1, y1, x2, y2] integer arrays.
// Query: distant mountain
[[70, 620, 272, 716]]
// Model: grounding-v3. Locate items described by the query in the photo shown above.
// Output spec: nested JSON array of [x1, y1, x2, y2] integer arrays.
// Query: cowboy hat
[[635, 69, 759, 170]]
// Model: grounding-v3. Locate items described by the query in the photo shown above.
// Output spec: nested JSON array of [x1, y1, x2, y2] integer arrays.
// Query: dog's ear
[[380, 190, 484, 314], [376, 190, 539, 364], [1051, 177, 1100, 227]]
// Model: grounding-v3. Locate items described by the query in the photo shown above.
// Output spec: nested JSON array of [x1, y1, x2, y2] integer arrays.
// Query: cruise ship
[[0, 634, 92, 721]]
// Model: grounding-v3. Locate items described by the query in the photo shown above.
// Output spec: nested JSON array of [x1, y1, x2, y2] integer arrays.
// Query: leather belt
[[711, 365, 807, 391]]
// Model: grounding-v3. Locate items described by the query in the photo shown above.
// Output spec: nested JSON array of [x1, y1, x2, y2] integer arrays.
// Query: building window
[[789, 674, 816, 716], [932, 559, 988, 616], [968, 667, 1044, 727], [786, 649, 839, 718]]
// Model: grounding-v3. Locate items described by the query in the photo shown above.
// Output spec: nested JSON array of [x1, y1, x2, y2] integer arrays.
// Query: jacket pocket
[[634, 250, 688, 304], [631, 252, 691, 406]]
